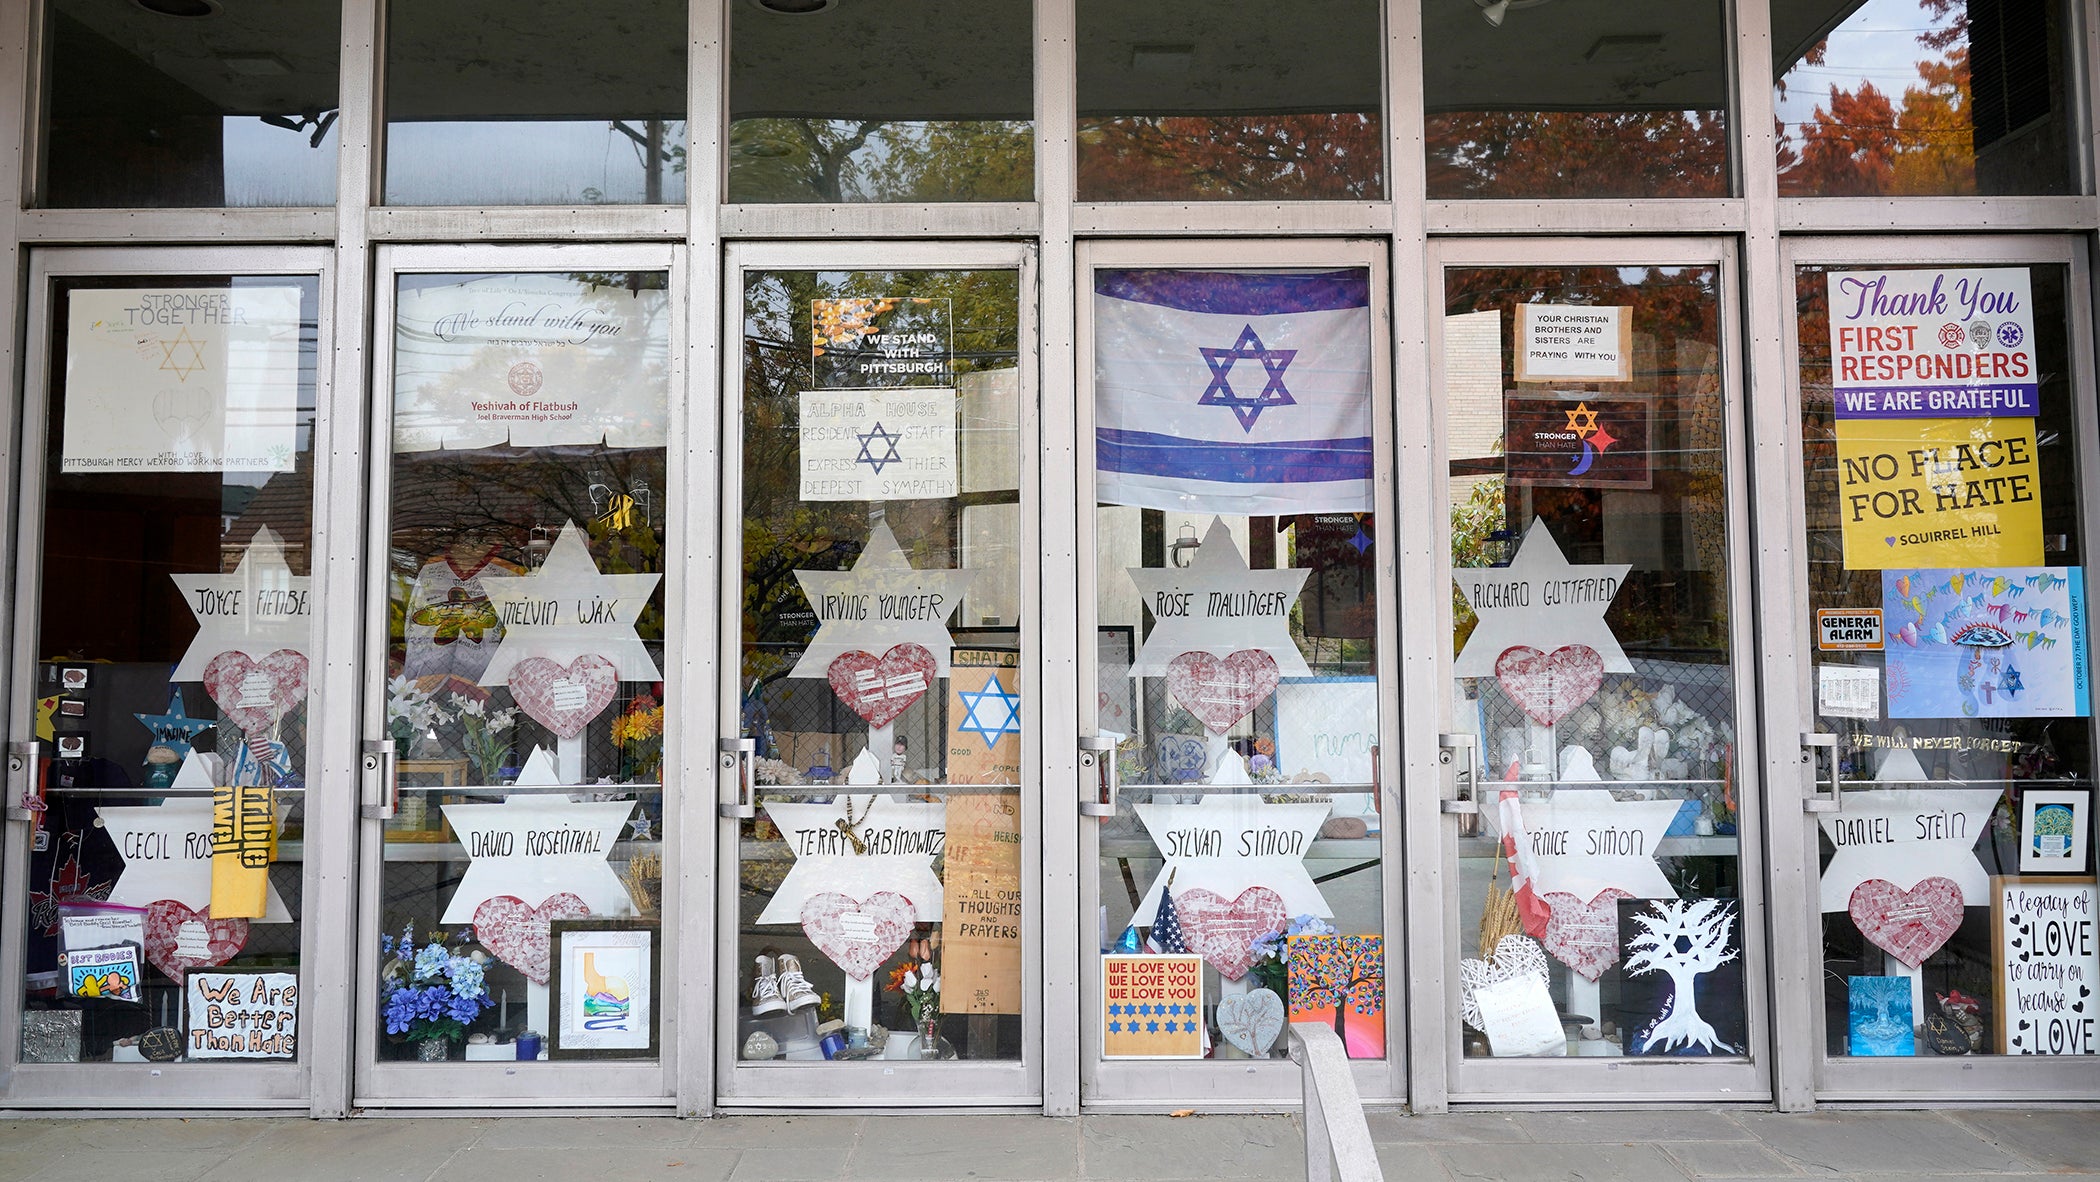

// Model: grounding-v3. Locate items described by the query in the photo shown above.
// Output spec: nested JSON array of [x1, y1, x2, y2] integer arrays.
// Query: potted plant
[[380, 924, 492, 1061]]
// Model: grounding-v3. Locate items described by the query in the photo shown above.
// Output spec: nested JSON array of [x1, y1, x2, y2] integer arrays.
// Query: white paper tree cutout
[[1623, 899, 1739, 1054]]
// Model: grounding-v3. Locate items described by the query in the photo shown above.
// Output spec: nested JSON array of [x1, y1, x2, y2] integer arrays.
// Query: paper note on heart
[[827, 645, 936, 728], [1542, 888, 1630, 982], [508, 654, 618, 738], [1175, 886, 1287, 981], [1166, 650, 1281, 735], [1850, 876, 1964, 967], [473, 892, 591, 984], [1494, 644, 1604, 727], [1216, 988, 1286, 1055], [801, 891, 916, 980], [201, 649, 309, 733], [142, 900, 248, 980], [1458, 934, 1550, 1031]]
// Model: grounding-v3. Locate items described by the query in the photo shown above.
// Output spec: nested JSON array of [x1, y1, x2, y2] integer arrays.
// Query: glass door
[[717, 242, 1041, 1105], [1776, 237, 2100, 1100], [353, 245, 683, 1106], [1426, 239, 1771, 1101], [1076, 240, 1403, 1106], [0, 247, 334, 1107]]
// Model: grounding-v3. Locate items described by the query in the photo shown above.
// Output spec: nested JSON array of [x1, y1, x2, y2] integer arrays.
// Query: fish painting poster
[[1882, 567, 2089, 719]]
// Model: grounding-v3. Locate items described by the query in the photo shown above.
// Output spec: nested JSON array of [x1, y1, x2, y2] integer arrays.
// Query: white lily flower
[[903, 969, 918, 990]]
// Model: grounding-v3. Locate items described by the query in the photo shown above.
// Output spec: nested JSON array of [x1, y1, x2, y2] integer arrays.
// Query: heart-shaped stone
[[827, 645, 937, 728], [142, 899, 248, 981], [1541, 888, 1630, 982], [1174, 887, 1287, 981], [1216, 988, 1285, 1055], [1458, 935, 1550, 1031], [800, 891, 915, 980], [1155, 734, 1208, 783], [1166, 650, 1281, 734], [1849, 877, 1964, 967], [508, 655, 619, 739], [201, 649, 309, 734], [473, 892, 590, 984], [1494, 644, 1604, 727]]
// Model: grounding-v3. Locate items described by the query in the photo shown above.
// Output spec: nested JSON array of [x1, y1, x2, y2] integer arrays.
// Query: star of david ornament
[[478, 521, 662, 685]]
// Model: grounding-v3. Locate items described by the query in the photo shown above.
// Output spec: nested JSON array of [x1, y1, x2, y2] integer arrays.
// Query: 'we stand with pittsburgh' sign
[[1992, 877, 2097, 1056]]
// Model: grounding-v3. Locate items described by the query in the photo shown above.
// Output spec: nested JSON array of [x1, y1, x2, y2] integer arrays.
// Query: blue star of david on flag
[[1198, 324, 1297, 432], [855, 421, 904, 473], [956, 674, 1022, 747]]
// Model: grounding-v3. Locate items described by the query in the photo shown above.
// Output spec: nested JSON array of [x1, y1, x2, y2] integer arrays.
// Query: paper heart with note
[[508, 654, 619, 738], [1494, 644, 1604, 727], [1174, 886, 1288, 981], [800, 891, 916, 980], [1542, 888, 1631, 982], [827, 644, 937, 728], [143, 899, 248, 981], [1850, 877, 1964, 967], [1167, 650, 1281, 734], [201, 649, 309, 733], [473, 892, 591, 984]]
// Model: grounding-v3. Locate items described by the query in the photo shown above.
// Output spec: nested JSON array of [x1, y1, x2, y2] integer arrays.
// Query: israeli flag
[[1095, 269, 1373, 515]]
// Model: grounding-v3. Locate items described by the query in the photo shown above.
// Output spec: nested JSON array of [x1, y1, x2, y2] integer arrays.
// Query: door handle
[[1801, 732, 1840, 814], [359, 739, 397, 821], [718, 737, 757, 819], [1438, 732, 1479, 836], [4, 740, 39, 821], [1079, 735, 1117, 818]]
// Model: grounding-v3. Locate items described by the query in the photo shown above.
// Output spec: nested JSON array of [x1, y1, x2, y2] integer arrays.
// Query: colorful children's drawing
[[1285, 934, 1385, 1059], [1882, 567, 2089, 719]]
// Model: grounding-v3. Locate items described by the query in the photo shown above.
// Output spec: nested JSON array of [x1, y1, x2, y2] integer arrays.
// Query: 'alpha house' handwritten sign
[[1834, 416, 2042, 569], [186, 970, 298, 1059], [1103, 954, 1203, 1058], [1991, 877, 2097, 1056], [1828, 269, 2038, 419]]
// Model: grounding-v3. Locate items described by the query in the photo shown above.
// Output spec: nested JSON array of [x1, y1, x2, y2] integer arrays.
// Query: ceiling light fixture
[[132, 0, 220, 16], [747, 0, 836, 14]]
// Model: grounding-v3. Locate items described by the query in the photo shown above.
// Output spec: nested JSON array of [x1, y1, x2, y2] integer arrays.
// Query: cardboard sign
[[1882, 567, 2087, 719], [799, 388, 958, 501], [1504, 393, 1652, 489], [812, 296, 951, 387], [948, 649, 1022, 784], [940, 793, 1023, 1015], [62, 286, 305, 473], [1102, 955, 1203, 1058], [1835, 417, 2042, 569], [1828, 269, 2038, 418], [1818, 608, 1884, 651], [185, 970, 298, 1059], [1513, 304, 1631, 382], [1990, 877, 2097, 1056]]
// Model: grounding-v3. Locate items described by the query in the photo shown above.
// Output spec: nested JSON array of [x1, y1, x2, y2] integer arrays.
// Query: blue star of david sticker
[[2001, 666, 2024, 698], [134, 688, 214, 759], [1348, 518, 1373, 556], [1109, 1020, 1123, 1033], [1147, 1021, 1161, 1033], [855, 421, 904, 474], [1198, 324, 1297, 432], [957, 674, 1022, 747]]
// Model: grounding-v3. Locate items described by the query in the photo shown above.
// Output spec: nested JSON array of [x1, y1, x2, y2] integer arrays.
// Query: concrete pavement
[[0, 1108, 2093, 1181]]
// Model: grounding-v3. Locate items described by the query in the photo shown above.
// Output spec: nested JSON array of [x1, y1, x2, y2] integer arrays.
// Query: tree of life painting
[[1286, 934, 1385, 1059]]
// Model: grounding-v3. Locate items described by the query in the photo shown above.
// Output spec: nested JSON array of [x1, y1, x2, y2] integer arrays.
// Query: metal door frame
[[713, 239, 1044, 1107], [1417, 235, 1774, 1103], [353, 242, 689, 1108], [0, 245, 338, 1109], [1767, 233, 2100, 1103], [1072, 237, 1405, 1109]]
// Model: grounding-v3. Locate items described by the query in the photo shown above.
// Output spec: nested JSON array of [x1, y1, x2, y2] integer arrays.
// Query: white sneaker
[[776, 954, 819, 1012], [750, 955, 786, 1016]]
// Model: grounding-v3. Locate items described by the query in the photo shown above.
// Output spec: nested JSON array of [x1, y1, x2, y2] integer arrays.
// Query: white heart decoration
[[1458, 934, 1550, 1031], [1216, 988, 1286, 1055]]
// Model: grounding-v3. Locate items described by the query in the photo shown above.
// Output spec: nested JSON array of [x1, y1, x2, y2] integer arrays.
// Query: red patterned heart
[[1166, 650, 1281, 734], [201, 649, 309, 734], [472, 893, 590, 984], [800, 891, 916, 981], [1174, 886, 1288, 981], [827, 645, 936, 728], [1494, 645, 1604, 727], [1542, 888, 1630, 982], [1849, 877, 1964, 967], [142, 899, 248, 981], [508, 655, 619, 739]]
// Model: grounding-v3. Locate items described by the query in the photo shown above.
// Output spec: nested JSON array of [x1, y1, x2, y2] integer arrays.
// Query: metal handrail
[[1287, 1022, 1383, 1182]]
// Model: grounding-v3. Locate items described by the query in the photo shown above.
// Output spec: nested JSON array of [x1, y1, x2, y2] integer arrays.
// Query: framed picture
[[547, 918, 658, 1059], [2019, 789, 2091, 873]]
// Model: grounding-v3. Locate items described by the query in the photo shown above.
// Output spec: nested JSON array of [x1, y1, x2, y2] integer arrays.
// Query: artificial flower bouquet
[[379, 924, 493, 1046]]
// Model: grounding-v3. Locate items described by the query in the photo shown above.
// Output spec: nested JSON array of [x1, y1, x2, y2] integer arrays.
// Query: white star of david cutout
[[438, 795, 637, 922], [479, 521, 662, 685], [1128, 518, 1311, 677], [756, 796, 946, 924], [1495, 789, 1684, 902], [1130, 796, 1330, 924], [786, 523, 977, 680], [169, 526, 312, 681], [1453, 517, 1632, 679], [98, 764, 292, 924], [1818, 787, 2001, 910]]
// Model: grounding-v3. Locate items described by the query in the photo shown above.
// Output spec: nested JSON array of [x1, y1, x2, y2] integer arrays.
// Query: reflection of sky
[[221, 118, 688, 206], [1773, 0, 1954, 134]]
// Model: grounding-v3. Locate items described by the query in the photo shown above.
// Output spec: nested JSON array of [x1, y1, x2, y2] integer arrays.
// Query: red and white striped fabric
[[1496, 767, 1552, 940]]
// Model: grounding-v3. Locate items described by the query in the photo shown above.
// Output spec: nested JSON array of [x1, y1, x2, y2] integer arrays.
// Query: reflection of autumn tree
[[1427, 110, 1729, 199], [1077, 114, 1383, 200], [1287, 936, 1384, 1050], [1776, 0, 1975, 195], [728, 119, 1033, 203]]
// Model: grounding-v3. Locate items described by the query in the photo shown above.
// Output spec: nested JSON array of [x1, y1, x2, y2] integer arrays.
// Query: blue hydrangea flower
[[412, 943, 450, 981]]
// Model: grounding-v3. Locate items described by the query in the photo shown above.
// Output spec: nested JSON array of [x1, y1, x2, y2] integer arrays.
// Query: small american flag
[[1146, 887, 1188, 954]]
